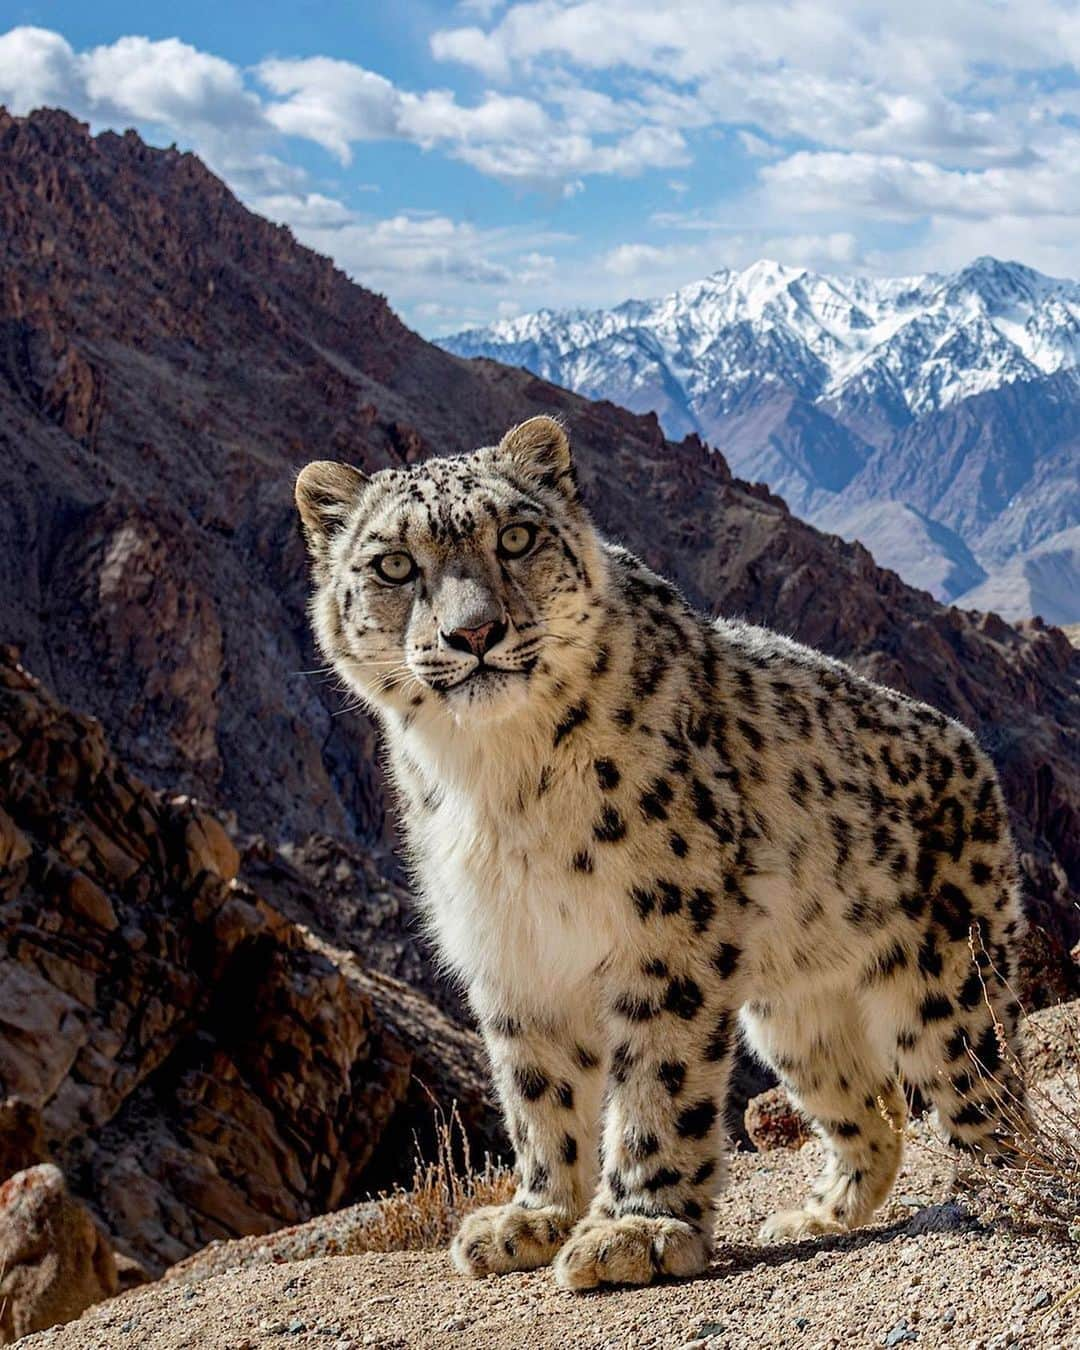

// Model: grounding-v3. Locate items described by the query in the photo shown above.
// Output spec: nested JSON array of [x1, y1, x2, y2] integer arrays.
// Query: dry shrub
[[345, 1102, 514, 1255], [943, 931, 1080, 1246]]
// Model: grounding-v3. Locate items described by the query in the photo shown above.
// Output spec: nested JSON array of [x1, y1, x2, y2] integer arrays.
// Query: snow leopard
[[296, 415, 1026, 1292]]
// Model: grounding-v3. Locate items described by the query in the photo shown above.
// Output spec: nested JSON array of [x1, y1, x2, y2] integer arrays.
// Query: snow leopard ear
[[497, 416, 576, 497], [295, 460, 368, 556]]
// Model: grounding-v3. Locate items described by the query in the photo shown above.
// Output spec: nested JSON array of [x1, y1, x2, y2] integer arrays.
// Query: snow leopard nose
[[442, 618, 507, 658]]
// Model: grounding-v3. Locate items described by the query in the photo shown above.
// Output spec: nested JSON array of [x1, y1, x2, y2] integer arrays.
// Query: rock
[[744, 1087, 812, 1152], [1015, 923, 1080, 1008], [0, 805, 30, 868], [0, 1097, 50, 1180], [903, 1202, 974, 1236], [1023, 999, 1080, 1080], [883, 1321, 919, 1346], [113, 1250, 152, 1293], [0, 1164, 117, 1344], [175, 797, 241, 881], [0, 653, 498, 1274]]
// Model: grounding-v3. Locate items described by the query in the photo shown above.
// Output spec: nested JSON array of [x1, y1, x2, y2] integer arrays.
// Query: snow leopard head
[[297, 416, 606, 724]]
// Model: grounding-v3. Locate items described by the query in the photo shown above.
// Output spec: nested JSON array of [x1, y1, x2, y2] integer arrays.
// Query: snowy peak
[[440, 257, 1080, 622], [441, 257, 1080, 420]]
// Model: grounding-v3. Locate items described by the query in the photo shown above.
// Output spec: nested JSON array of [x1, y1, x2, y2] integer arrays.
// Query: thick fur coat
[[297, 416, 1025, 1290]]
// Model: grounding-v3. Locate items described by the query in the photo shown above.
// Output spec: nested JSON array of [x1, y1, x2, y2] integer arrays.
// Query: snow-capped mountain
[[441, 258, 1080, 620]]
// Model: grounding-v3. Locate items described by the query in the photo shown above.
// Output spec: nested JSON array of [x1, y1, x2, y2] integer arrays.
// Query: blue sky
[[5, 2, 1080, 334]]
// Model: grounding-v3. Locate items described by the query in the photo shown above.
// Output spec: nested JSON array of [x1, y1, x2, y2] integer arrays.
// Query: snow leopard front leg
[[554, 950, 736, 1291], [451, 994, 605, 1276]]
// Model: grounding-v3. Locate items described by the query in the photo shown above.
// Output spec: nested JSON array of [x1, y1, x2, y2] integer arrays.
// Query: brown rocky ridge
[[0, 646, 496, 1300]]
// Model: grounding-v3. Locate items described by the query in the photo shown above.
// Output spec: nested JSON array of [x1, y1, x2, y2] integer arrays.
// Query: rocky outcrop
[[0, 650, 497, 1274], [0, 1165, 117, 1344]]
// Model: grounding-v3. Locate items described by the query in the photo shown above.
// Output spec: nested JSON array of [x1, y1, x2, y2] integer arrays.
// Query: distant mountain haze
[[442, 258, 1080, 620]]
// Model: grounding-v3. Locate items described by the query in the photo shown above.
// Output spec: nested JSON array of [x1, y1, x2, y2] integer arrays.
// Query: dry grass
[[940, 931, 1080, 1248], [345, 1102, 515, 1255]]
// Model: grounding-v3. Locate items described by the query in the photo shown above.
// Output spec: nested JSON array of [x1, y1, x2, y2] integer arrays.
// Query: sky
[[4, 2, 1080, 335]]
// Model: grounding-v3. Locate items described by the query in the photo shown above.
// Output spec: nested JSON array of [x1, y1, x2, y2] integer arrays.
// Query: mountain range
[[441, 258, 1080, 620], [1, 107, 1078, 1272]]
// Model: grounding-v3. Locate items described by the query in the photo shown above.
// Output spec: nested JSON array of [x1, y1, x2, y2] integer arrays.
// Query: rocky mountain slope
[[441, 258, 1080, 613], [0, 648, 495, 1278], [1, 105, 1078, 972]]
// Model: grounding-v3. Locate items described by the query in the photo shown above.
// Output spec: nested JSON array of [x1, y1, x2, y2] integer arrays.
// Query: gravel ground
[[21, 1116, 1079, 1350]]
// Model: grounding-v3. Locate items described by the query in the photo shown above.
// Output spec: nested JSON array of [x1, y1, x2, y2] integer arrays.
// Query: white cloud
[[252, 192, 357, 229], [258, 57, 400, 159], [451, 121, 688, 183], [83, 35, 261, 130], [599, 230, 863, 293], [737, 130, 781, 159], [0, 25, 679, 193], [0, 26, 262, 133], [432, 0, 1080, 87], [258, 52, 680, 186], [258, 57, 553, 164], [0, 26, 81, 114], [603, 242, 673, 276], [429, 0, 1078, 168], [282, 205, 573, 294], [760, 148, 1080, 222]]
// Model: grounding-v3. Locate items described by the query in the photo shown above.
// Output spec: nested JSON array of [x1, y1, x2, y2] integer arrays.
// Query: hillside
[[1, 107, 1077, 964], [442, 259, 1080, 613]]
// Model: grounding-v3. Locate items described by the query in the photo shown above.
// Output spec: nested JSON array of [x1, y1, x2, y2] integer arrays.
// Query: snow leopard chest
[[410, 762, 629, 1009]]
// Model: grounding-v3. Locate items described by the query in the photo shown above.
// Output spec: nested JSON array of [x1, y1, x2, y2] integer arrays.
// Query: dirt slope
[[22, 1121, 1077, 1350]]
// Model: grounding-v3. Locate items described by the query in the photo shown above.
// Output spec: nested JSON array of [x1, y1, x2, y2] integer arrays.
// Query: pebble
[[884, 1320, 918, 1345]]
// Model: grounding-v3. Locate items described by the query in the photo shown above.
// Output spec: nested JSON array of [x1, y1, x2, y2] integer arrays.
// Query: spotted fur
[[297, 416, 1027, 1292]]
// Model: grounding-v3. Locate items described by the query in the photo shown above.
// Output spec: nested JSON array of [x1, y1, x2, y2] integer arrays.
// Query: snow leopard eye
[[372, 552, 417, 584], [497, 523, 537, 559]]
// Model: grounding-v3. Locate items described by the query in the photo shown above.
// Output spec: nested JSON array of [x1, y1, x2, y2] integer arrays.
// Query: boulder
[[0, 1165, 117, 1344], [744, 1088, 812, 1153]]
